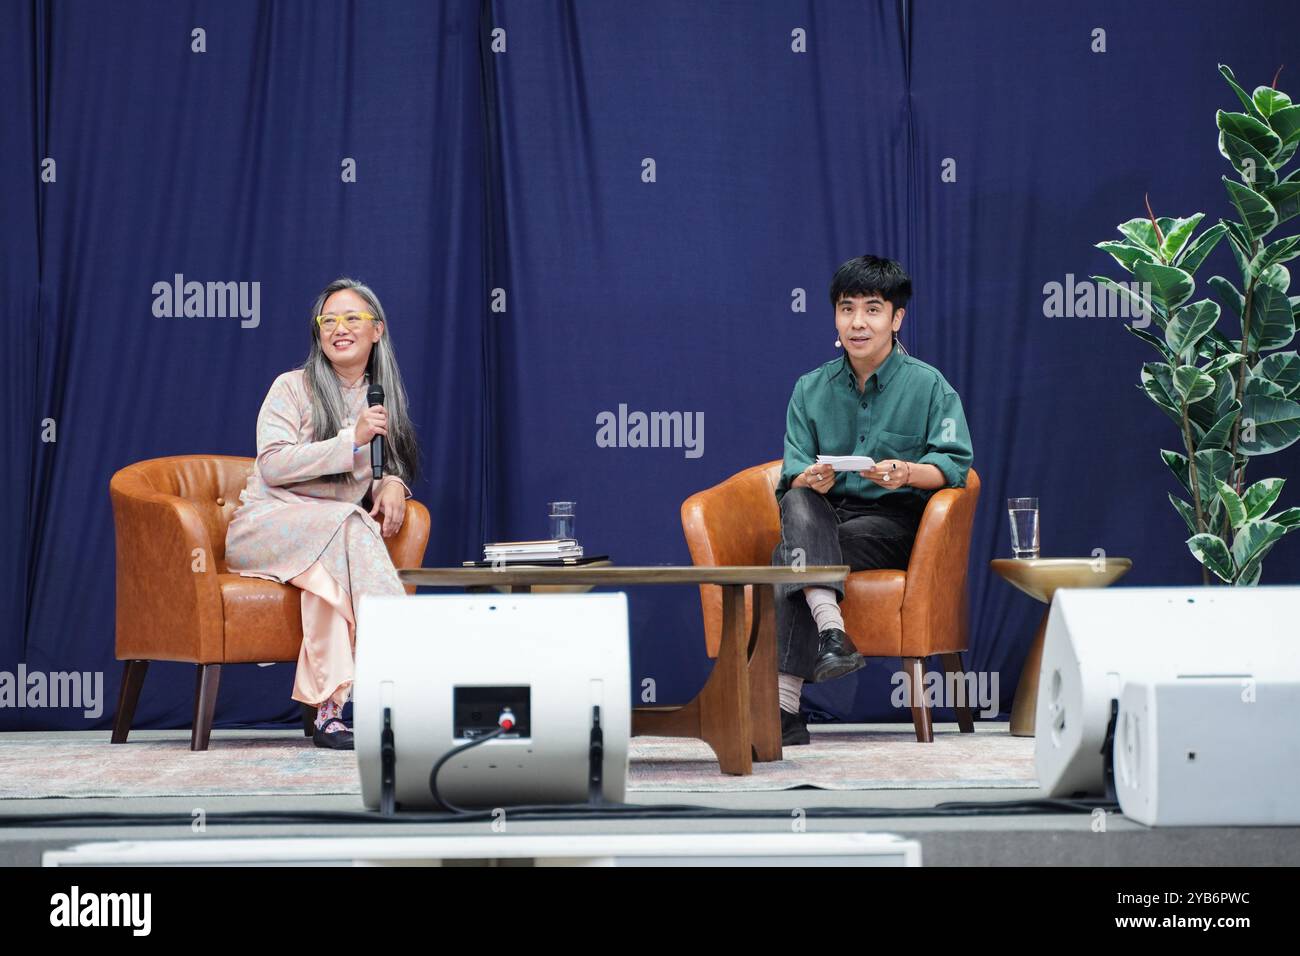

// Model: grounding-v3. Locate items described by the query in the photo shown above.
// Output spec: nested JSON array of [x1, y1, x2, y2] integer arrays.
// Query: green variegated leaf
[[1174, 365, 1216, 403], [1250, 235, 1300, 275], [1260, 263, 1290, 294], [1117, 218, 1162, 254], [1211, 363, 1244, 416], [1199, 401, 1241, 450], [1216, 479, 1248, 529], [1217, 110, 1283, 159], [1199, 448, 1234, 485], [1239, 395, 1300, 455], [1224, 177, 1279, 240], [1168, 493, 1198, 535], [1176, 223, 1227, 273], [1160, 214, 1205, 261], [1263, 181, 1300, 225], [1271, 506, 1300, 528], [1245, 375, 1286, 399], [1248, 283, 1296, 351], [1198, 328, 1239, 360], [1203, 352, 1246, 377], [1219, 130, 1278, 188], [1187, 532, 1236, 581], [1267, 104, 1300, 145], [1220, 65, 1265, 120], [1255, 351, 1300, 395], [1209, 275, 1244, 317], [1230, 519, 1286, 572], [1236, 559, 1264, 585], [1093, 275, 1162, 327], [1242, 477, 1285, 520], [1096, 240, 1156, 273], [1142, 363, 1183, 424], [1165, 300, 1221, 356], [1162, 448, 1233, 503], [1223, 214, 1254, 242], [1187, 365, 1237, 434], [1206, 489, 1225, 533], [1255, 87, 1293, 117], [1125, 322, 1175, 361], [1223, 219, 1254, 267], [1161, 449, 1192, 494], [1135, 261, 1194, 313]]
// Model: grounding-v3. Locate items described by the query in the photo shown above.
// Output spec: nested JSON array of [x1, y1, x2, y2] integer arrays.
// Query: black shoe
[[312, 717, 355, 750], [813, 627, 865, 683], [781, 709, 811, 746]]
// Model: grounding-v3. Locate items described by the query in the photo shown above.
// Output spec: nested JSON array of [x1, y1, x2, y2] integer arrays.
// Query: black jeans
[[771, 487, 922, 681]]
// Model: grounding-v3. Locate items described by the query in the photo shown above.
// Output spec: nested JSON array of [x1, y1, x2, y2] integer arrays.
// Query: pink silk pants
[[287, 511, 405, 707]]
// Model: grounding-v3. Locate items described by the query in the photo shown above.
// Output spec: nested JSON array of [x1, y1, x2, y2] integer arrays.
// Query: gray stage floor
[[2, 725, 1297, 866]]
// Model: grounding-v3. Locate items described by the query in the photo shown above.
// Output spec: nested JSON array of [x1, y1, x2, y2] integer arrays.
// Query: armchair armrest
[[385, 499, 431, 594], [110, 471, 225, 663], [900, 470, 981, 656]]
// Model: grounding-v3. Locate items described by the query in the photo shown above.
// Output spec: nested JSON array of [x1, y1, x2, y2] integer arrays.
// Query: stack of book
[[482, 538, 585, 564]]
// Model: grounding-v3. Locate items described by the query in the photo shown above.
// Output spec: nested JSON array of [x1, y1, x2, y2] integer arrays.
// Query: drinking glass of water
[[1007, 498, 1039, 559], [548, 501, 576, 540]]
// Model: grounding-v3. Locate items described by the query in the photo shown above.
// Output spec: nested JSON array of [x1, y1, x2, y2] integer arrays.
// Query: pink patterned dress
[[225, 367, 412, 707]]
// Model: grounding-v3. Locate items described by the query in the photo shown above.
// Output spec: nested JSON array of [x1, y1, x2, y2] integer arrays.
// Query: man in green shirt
[[773, 255, 973, 746]]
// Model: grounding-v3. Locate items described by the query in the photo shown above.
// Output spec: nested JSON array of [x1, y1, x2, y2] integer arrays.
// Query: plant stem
[[1224, 268, 1258, 543], [1181, 398, 1211, 586]]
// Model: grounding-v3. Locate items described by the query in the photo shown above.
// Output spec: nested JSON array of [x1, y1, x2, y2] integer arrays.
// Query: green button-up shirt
[[775, 345, 973, 509]]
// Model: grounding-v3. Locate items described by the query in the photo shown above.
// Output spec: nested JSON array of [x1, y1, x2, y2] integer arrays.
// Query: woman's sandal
[[312, 715, 354, 750]]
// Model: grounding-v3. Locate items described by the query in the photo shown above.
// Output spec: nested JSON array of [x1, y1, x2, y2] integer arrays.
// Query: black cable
[[0, 797, 1120, 829], [427, 726, 506, 813]]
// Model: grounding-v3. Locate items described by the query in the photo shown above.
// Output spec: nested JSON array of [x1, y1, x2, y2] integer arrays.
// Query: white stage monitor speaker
[[1115, 677, 1300, 826], [1034, 585, 1298, 798], [354, 592, 631, 811]]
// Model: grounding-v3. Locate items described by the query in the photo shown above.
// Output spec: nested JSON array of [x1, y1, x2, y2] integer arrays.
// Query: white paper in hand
[[816, 454, 877, 473]]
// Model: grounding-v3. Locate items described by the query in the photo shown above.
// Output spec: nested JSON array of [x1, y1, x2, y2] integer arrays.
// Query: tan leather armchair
[[109, 455, 431, 750], [681, 461, 980, 742]]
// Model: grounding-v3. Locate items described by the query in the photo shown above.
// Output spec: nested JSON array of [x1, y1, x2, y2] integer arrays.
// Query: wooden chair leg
[[941, 651, 976, 733], [110, 659, 149, 744], [301, 702, 316, 737], [191, 664, 222, 751], [903, 656, 934, 742]]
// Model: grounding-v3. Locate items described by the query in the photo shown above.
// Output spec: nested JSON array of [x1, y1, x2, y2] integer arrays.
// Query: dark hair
[[829, 255, 912, 311]]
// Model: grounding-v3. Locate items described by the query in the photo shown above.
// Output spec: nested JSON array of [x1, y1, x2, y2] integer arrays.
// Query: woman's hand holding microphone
[[350, 403, 406, 537], [352, 403, 388, 446]]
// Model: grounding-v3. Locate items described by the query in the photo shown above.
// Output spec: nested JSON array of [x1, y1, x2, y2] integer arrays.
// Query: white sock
[[805, 586, 844, 633], [778, 672, 804, 714]]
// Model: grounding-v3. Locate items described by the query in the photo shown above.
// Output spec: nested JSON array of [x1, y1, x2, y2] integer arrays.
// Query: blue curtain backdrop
[[3, 0, 1299, 731]]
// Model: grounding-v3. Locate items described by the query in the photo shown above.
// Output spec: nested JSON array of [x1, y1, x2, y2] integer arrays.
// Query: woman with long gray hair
[[225, 277, 421, 749]]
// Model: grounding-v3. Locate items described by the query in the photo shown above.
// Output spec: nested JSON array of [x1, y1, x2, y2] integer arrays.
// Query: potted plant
[[1094, 65, 1300, 584]]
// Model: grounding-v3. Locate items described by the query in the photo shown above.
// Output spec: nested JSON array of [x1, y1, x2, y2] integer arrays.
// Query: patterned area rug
[[0, 727, 1037, 799], [629, 727, 1037, 791]]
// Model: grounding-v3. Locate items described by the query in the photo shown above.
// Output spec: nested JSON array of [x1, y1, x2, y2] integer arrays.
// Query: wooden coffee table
[[398, 565, 849, 775]]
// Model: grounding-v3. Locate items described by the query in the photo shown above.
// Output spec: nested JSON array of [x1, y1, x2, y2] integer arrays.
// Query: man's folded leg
[[771, 487, 866, 744]]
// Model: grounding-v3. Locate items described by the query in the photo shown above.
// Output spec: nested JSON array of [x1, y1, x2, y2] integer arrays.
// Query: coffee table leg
[[1010, 607, 1049, 736], [631, 584, 756, 775], [748, 585, 782, 762], [695, 584, 753, 775]]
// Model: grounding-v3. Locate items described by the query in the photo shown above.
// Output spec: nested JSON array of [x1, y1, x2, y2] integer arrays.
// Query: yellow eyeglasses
[[315, 311, 376, 333]]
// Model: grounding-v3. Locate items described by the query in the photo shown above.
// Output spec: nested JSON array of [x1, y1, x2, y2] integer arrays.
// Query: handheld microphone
[[367, 383, 385, 480]]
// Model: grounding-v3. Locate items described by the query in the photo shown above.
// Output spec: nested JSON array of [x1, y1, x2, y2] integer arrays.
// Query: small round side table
[[990, 557, 1133, 736]]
